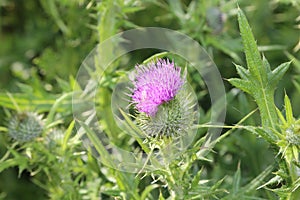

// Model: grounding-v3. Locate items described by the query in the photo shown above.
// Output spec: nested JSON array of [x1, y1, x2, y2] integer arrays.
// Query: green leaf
[[62, 120, 75, 152], [0, 93, 72, 113], [262, 55, 271, 72], [119, 109, 150, 154], [243, 126, 279, 144], [231, 8, 291, 129], [285, 51, 300, 71], [40, 0, 71, 36], [167, 0, 185, 20], [79, 121, 116, 168], [227, 78, 252, 94], [244, 165, 274, 192], [191, 167, 204, 188], [234, 64, 250, 80], [46, 92, 73, 126], [206, 36, 242, 63], [142, 52, 170, 64], [224, 164, 274, 199], [237, 8, 266, 83], [284, 94, 294, 124], [276, 107, 288, 127], [0, 126, 7, 132], [268, 61, 291, 90], [0, 159, 18, 173], [98, 1, 117, 42]]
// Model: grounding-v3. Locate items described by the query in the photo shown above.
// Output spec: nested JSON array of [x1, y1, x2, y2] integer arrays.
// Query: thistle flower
[[8, 112, 44, 142], [131, 59, 184, 116], [276, 95, 300, 165], [130, 59, 198, 137]]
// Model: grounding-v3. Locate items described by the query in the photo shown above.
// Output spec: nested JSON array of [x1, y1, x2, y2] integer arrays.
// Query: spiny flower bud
[[130, 59, 198, 137], [8, 112, 44, 142], [285, 120, 300, 146]]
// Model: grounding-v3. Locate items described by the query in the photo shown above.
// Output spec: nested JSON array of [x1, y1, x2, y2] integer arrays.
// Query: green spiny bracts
[[8, 112, 44, 142], [136, 85, 198, 137], [285, 120, 300, 146]]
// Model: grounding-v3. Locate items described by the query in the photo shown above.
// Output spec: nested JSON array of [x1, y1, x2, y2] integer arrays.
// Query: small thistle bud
[[130, 59, 198, 137], [8, 112, 44, 142], [285, 120, 300, 146]]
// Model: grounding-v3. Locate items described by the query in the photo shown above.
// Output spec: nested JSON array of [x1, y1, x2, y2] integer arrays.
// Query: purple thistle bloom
[[131, 59, 185, 116]]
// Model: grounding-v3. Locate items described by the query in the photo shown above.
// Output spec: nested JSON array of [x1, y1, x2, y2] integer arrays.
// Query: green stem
[[161, 147, 184, 199]]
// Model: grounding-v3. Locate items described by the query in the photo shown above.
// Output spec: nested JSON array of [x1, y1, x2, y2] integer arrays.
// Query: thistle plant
[[229, 8, 300, 199], [130, 59, 198, 138], [1, 1, 300, 199]]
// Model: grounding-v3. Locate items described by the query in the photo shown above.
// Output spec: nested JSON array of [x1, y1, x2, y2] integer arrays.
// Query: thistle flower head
[[131, 59, 184, 116], [130, 59, 198, 137], [276, 95, 300, 165], [8, 112, 44, 142]]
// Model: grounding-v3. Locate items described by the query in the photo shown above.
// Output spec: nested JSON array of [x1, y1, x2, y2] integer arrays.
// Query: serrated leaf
[[237, 8, 266, 83], [268, 61, 291, 89], [262, 55, 271, 73], [235, 64, 250, 80], [228, 78, 252, 94], [243, 126, 278, 143], [232, 8, 288, 129]]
